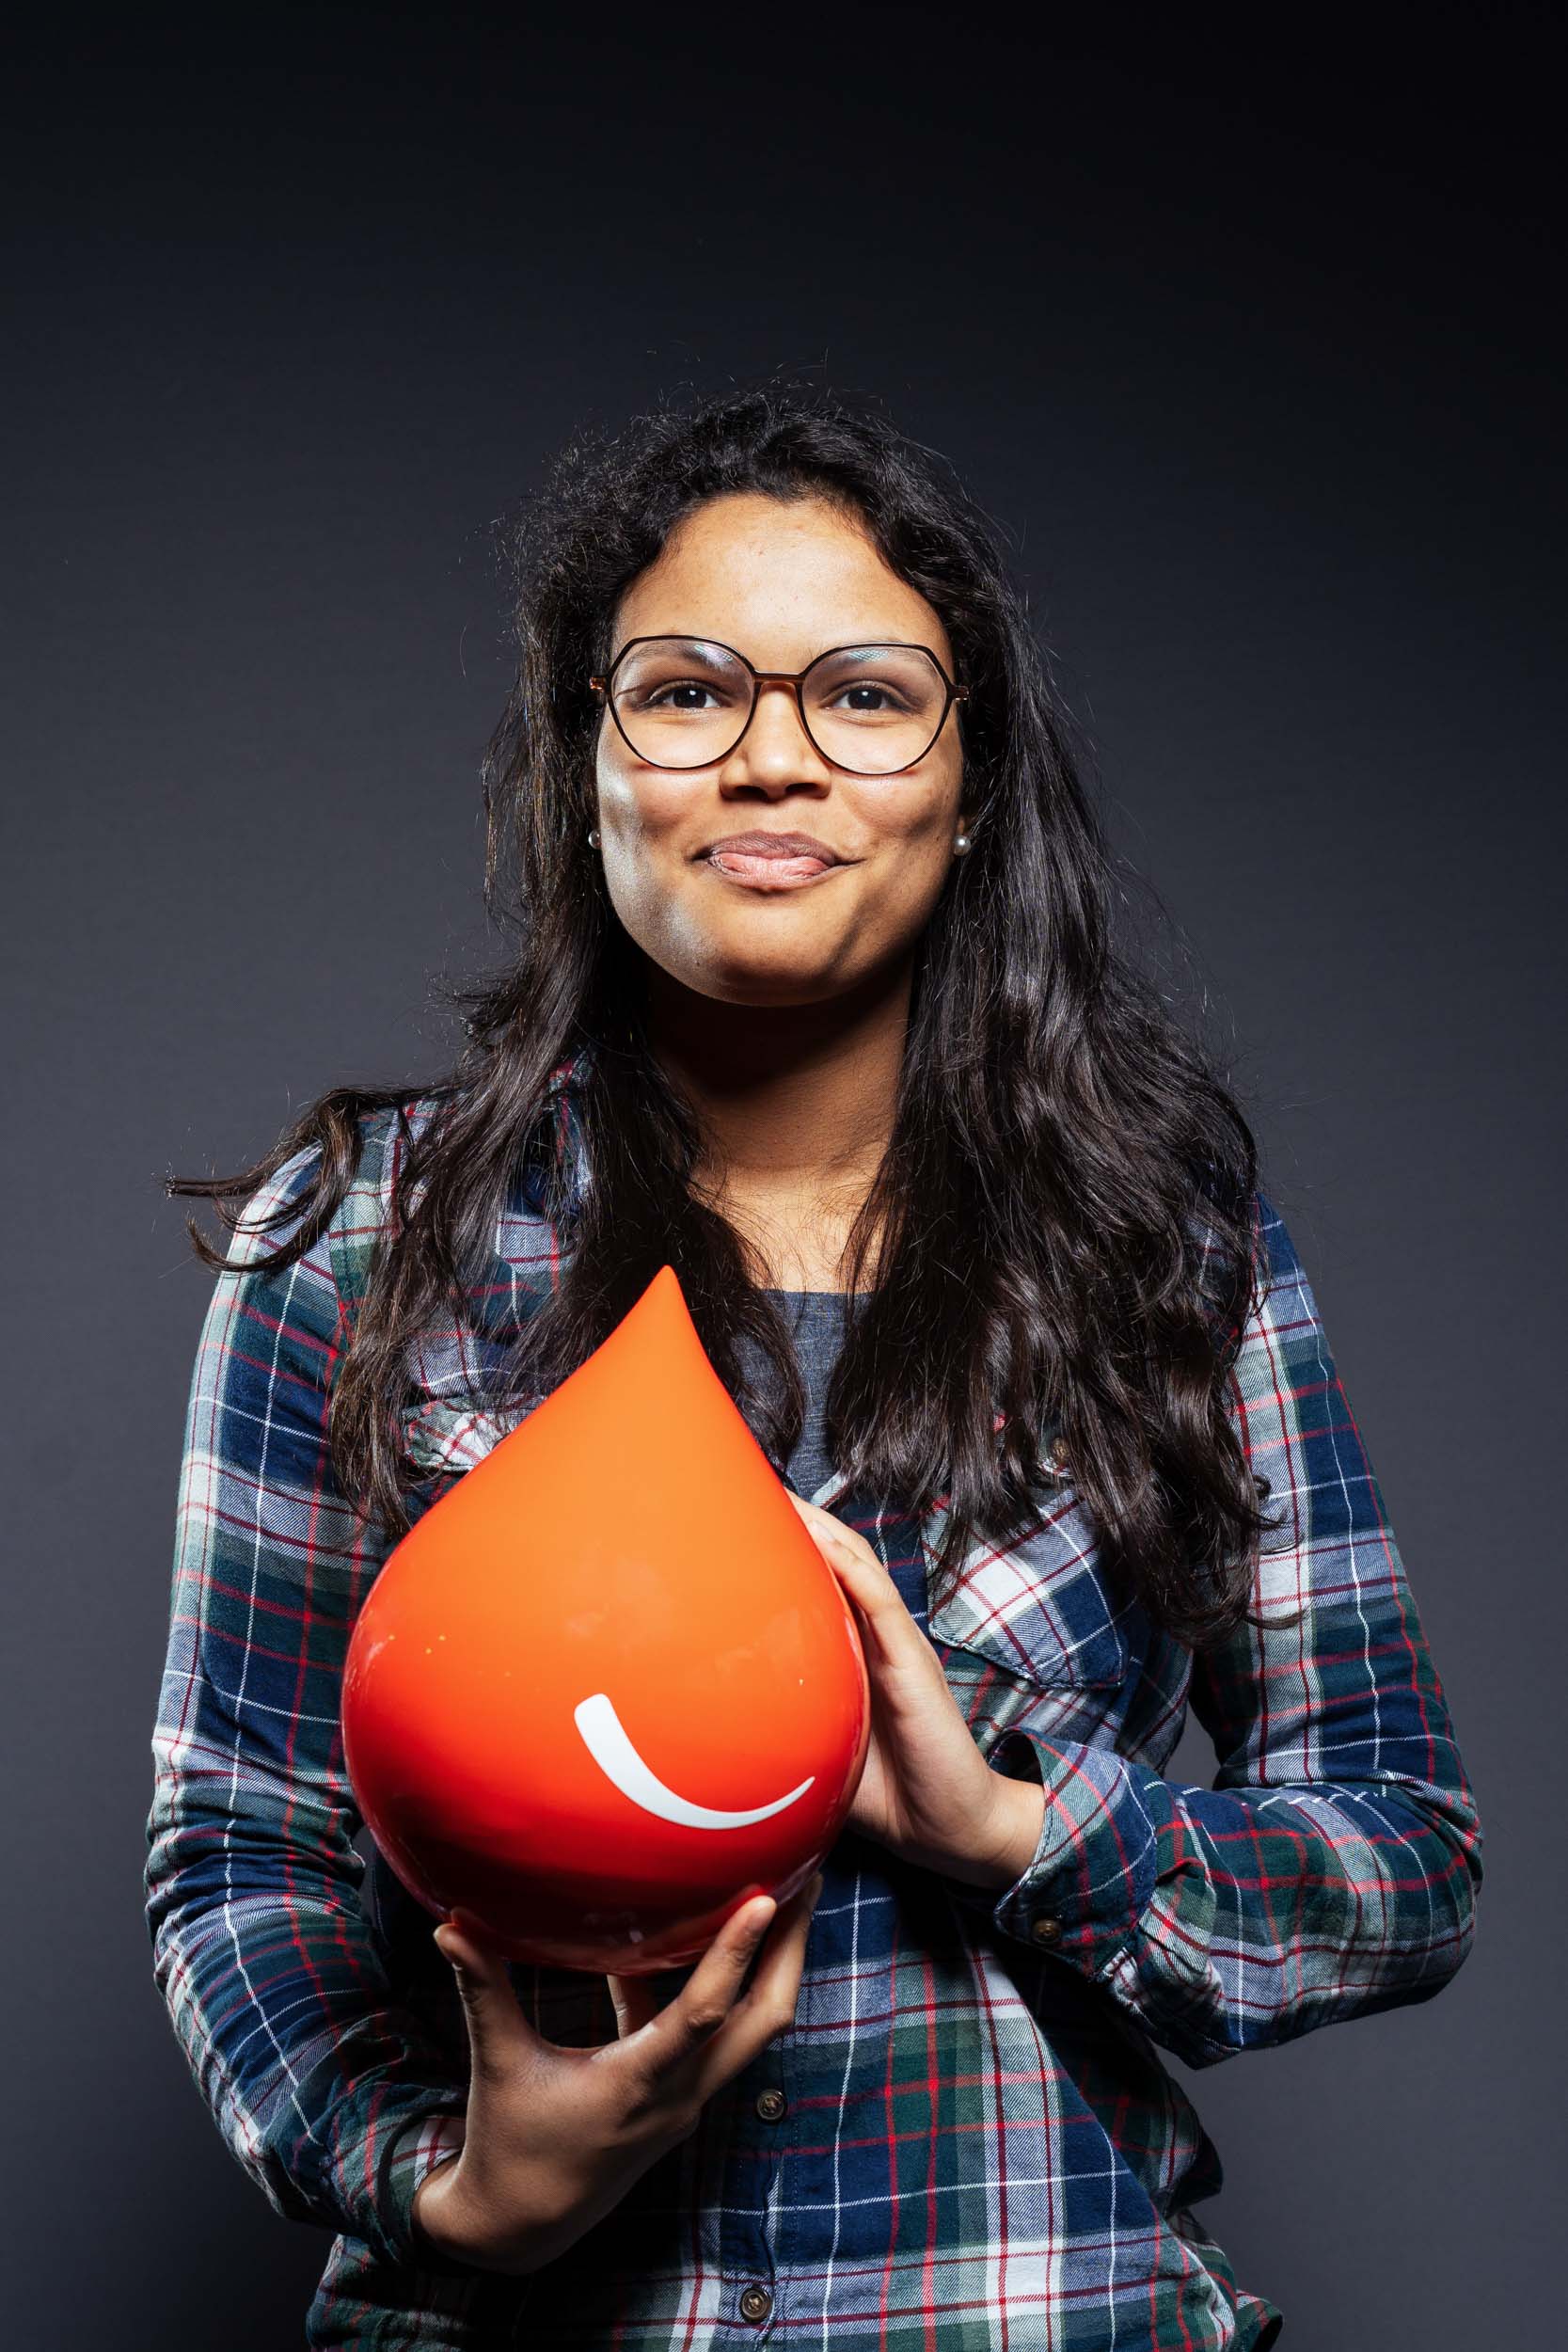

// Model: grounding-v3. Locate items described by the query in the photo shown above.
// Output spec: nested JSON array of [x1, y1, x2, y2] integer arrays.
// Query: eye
[[641, 679, 725, 711], [622, 674, 752, 720], [824, 680, 915, 716]]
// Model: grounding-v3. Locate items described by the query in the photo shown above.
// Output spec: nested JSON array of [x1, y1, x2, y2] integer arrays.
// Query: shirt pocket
[[393, 1378, 550, 1502], [920, 1446, 1133, 1751], [396, 1393, 517, 1483]]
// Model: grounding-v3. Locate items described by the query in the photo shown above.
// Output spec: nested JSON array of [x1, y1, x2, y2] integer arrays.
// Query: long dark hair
[[167, 380, 1284, 1650]]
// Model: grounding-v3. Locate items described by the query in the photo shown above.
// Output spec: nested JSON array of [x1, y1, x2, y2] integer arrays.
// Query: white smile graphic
[[573, 1692, 815, 1830]]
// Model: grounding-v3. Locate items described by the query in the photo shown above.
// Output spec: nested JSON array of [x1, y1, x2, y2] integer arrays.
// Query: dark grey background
[[6, 9, 1561, 2345]]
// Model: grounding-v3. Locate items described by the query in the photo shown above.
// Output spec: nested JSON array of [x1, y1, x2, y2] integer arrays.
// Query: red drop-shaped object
[[341, 1264, 871, 1973]]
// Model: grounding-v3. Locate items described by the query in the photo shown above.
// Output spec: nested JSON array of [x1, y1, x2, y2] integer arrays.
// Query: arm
[[985, 1186, 1484, 2069], [144, 1136, 473, 2271]]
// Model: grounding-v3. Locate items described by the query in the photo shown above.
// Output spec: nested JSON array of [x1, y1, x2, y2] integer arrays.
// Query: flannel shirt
[[145, 1058, 1482, 2348]]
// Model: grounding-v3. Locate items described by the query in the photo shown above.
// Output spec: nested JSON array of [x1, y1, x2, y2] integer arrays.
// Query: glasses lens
[[608, 638, 752, 768], [803, 645, 949, 773]]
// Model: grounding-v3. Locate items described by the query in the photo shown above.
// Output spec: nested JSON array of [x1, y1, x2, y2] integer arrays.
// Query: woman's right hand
[[411, 1875, 824, 2277]]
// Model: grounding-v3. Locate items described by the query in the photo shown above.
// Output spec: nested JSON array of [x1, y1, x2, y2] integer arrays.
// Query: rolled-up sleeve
[[987, 1187, 1483, 2069], [143, 1138, 472, 2271]]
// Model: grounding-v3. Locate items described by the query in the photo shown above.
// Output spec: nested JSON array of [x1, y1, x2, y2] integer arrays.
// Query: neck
[[643, 960, 911, 1207]]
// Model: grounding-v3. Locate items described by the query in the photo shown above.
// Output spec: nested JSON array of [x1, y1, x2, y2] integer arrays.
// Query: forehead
[[613, 491, 954, 670]]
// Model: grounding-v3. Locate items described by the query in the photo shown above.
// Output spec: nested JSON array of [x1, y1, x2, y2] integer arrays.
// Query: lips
[[711, 849, 832, 882], [702, 831, 844, 884]]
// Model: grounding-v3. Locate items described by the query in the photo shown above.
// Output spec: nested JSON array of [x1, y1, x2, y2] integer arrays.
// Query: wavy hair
[[167, 380, 1285, 1650]]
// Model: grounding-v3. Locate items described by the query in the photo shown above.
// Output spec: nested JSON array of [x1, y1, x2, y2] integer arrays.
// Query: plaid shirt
[[145, 1061, 1482, 2349]]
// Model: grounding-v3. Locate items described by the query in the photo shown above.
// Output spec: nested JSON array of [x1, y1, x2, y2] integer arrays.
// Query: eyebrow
[[635, 638, 917, 669], [664, 639, 735, 671]]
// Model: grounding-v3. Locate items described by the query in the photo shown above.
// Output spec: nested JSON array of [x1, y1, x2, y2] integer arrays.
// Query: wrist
[[411, 2142, 586, 2280], [411, 2149, 470, 2258], [944, 1772, 1047, 1891]]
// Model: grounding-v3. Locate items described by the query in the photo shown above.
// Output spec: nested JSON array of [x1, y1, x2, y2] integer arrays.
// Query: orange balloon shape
[[341, 1263, 871, 1973]]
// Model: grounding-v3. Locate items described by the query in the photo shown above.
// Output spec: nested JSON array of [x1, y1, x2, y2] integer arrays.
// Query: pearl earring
[[954, 831, 971, 854], [587, 827, 600, 849]]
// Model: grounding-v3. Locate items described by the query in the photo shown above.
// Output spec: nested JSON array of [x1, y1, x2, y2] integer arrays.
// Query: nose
[[719, 680, 833, 789]]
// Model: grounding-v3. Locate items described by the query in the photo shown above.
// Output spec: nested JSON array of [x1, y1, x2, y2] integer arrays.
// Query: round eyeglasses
[[589, 636, 969, 776]]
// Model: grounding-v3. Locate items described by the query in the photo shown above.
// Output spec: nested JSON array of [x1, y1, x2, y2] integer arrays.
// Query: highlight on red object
[[341, 1263, 871, 1974]]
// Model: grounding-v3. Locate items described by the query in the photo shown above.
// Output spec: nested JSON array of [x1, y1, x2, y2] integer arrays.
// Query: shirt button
[[754, 2087, 787, 2122], [739, 2283, 773, 2323], [1030, 1915, 1063, 1945]]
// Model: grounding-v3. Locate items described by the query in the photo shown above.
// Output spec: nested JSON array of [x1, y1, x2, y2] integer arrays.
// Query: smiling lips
[[703, 830, 844, 885], [574, 1691, 816, 1830]]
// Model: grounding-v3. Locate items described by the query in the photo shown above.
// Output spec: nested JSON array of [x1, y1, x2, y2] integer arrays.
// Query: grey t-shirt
[[749, 1281, 934, 1651], [751, 1287, 850, 1500]]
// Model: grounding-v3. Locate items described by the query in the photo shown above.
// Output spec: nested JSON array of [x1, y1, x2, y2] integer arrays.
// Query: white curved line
[[572, 1692, 815, 1829]]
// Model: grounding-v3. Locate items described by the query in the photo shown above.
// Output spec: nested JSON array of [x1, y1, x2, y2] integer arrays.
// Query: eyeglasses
[[588, 635, 969, 776]]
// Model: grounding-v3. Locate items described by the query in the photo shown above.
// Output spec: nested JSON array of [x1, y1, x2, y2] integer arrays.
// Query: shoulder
[[319, 1094, 445, 1314], [1248, 1183, 1323, 1318], [1225, 1184, 1343, 1447], [230, 1091, 447, 1320]]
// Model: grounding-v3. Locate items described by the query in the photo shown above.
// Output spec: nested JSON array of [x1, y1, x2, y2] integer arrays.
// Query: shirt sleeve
[[986, 1186, 1484, 2069], [390, 2112, 470, 2250], [143, 1137, 475, 2274]]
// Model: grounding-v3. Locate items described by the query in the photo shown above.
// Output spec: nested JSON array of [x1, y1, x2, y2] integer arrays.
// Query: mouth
[[698, 833, 848, 888]]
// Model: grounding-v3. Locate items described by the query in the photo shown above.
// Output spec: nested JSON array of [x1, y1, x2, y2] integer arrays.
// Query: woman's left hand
[[786, 1492, 1043, 1890]]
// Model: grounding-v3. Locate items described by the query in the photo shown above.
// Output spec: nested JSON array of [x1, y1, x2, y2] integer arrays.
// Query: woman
[[146, 385, 1482, 2350]]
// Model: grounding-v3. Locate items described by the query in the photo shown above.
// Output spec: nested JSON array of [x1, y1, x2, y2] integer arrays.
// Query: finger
[[612, 1903, 766, 2033], [810, 1537, 917, 1668], [737, 1875, 824, 2012], [791, 1499, 894, 1583], [689, 1875, 824, 2097], [786, 1491, 849, 1541], [433, 1915, 537, 2070], [647, 1893, 782, 2066], [608, 1898, 763, 2042], [605, 1961, 694, 2041], [606, 1969, 665, 2041]]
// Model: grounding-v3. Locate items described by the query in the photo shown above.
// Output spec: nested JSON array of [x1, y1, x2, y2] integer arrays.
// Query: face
[[592, 491, 970, 1008]]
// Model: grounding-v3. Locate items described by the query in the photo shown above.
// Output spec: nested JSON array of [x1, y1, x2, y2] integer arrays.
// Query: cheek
[[866, 790, 961, 895], [594, 775, 705, 951], [883, 843, 958, 931], [595, 762, 693, 866], [883, 818, 966, 934]]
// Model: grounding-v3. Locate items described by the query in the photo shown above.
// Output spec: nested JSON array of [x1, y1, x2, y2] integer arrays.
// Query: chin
[[691, 957, 850, 1008]]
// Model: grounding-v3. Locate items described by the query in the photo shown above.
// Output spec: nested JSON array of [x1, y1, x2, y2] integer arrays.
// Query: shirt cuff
[[985, 1726, 1160, 1979], [381, 2109, 471, 2276]]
